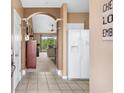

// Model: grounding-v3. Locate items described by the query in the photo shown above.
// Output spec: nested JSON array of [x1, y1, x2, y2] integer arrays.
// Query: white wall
[[32, 14, 56, 33]]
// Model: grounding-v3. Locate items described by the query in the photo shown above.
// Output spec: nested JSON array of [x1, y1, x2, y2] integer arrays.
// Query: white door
[[13, 9, 22, 93], [68, 30, 81, 79], [80, 30, 89, 79]]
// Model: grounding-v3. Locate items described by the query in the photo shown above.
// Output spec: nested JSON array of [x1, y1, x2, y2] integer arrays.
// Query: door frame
[[12, 9, 22, 93]]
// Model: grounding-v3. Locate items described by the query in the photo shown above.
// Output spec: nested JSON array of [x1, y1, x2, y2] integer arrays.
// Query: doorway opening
[[41, 35, 56, 62], [25, 13, 58, 73], [36, 34, 57, 72]]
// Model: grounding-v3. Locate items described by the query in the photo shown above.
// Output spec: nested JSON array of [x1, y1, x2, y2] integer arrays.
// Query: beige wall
[[21, 25, 26, 69], [23, 8, 60, 19], [61, 4, 67, 76], [57, 21, 63, 70], [12, 0, 23, 17], [90, 0, 113, 93], [68, 13, 89, 29], [33, 33, 41, 44], [12, 0, 26, 69]]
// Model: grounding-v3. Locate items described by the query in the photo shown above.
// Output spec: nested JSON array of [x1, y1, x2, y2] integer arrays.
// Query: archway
[[22, 12, 60, 22], [23, 12, 60, 73], [22, 11, 62, 73]]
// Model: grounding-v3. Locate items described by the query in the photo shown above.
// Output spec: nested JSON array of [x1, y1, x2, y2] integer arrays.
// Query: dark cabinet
[[26, 40, 37, 68]]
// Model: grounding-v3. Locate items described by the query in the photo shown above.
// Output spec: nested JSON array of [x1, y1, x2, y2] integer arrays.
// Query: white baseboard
[[56, 69, 62, 76], [55, 69, 68, 80], [58, 70, 62, 76], [22, 69, 26, 76], [62, 76, 68, 80]]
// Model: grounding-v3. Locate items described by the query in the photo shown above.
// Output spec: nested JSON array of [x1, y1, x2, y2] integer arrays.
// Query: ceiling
[[21, 0, 89, 12]]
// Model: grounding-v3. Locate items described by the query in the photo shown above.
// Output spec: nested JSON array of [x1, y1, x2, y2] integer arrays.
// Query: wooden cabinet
[[26, 40, 37, 68]]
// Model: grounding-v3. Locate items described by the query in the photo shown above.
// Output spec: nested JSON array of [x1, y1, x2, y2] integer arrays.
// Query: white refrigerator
[[68, 24, 89, 79]]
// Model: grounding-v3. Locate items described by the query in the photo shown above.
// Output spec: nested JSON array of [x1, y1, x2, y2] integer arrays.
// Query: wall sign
[[102, 0, 113, 40]]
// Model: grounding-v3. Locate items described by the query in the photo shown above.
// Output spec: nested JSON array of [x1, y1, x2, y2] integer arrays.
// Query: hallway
[[15, 52, 89, 93], [36, 52, 56, 72]]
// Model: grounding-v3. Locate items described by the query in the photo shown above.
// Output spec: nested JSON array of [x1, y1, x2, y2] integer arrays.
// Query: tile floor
[[16, 72, 89, 93], [16, 52, 89, 93]]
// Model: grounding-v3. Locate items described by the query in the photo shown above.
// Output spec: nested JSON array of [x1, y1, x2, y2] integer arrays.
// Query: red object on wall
[[26, 40, 37, 68]]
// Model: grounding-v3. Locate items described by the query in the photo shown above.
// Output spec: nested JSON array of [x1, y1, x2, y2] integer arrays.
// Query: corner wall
[[61, 4, 67, 77], [90, 0, 113, 93]]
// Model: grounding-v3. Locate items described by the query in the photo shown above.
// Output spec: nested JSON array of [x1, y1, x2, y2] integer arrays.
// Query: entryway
[[13, 4, 90, 93]]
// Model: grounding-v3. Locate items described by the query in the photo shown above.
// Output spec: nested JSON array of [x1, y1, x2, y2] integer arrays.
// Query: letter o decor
[[102, 0, 113, 40]]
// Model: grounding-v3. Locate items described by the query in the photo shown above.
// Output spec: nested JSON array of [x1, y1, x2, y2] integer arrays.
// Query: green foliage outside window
[[41, 37, 56, 52]]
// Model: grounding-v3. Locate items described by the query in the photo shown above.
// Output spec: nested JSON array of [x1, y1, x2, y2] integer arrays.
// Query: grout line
[[54, 73, 62, 93], [55, 75, 75, 92], [45, 72, 50, 93], [25, 74, 30, 93], [64, 80, 75, 93], [74, 80, 89, 93], [74, 80, 84, 90], [37, 72, 38, 93]]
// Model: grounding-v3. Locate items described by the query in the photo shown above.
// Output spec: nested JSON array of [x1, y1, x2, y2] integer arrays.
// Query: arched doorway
[[24, 13, 59, 73]]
